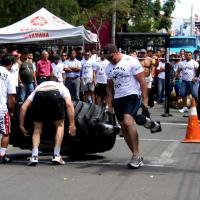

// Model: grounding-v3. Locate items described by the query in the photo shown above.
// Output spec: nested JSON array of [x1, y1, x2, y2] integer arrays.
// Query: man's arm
[[106, 79, 114, 112], [135, 71, 148, 108], [8, 94, 16, 116], [64, 97, 76, 136], [19, 99, 32, 136]]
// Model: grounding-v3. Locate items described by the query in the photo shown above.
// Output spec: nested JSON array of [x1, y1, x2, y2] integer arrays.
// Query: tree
[[0, 0, 79, 27], [76, 0, 132, 49], [128, 0, 176, 32]]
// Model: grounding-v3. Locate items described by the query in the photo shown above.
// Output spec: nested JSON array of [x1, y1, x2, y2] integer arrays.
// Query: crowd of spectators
[[1, 46, 199, 114]]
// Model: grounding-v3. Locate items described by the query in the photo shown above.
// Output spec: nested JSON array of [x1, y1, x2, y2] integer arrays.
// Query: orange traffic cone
[[182, 98, 200, 143]]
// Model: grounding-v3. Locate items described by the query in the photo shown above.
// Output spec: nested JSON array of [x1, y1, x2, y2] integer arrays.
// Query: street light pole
[[112, 0, 116, 44], [190, 5, 194, 35]]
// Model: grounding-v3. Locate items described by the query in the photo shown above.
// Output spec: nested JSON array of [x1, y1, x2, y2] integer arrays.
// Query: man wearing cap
[[104, 44, 148, 169]]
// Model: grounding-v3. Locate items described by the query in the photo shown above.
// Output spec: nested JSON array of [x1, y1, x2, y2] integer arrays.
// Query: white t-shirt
[[64, 59, 81, 78], [91, 54, 99, 63], [0, 66, 16, 115], [10, 62, 19, 87], [93, 59, 109, 84], [179, 59, 199, 81], [81, 58, 94, 80], [106, 54, 143, 99], [51, 62, 64, 83], [157, 61, 165, 79], [27, 81, 71, 102]]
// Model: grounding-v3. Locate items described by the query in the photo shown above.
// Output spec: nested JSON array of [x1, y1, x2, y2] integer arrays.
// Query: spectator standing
[[10, 51, 20, 93], [51, 55, 65, 83], [64, 50, 81, 101], [157, 57, 166, 103], [18, 48, 36, 102], [93, 50, 109, 105], [178, 52, 199, 113], [193, 50, 199, 62], [81, 51, 95, 103], [0, 55, 16, 163], [36, 50, 52, 84]]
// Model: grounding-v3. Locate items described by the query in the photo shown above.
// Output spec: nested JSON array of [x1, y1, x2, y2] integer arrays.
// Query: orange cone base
[[182, 139, 200, 143]]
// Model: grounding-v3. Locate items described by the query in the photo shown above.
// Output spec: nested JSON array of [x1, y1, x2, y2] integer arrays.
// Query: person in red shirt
[[36, 50, 52, 84]]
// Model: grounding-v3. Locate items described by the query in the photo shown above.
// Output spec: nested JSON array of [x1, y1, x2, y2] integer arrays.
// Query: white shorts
[[145, 76, 153, 89], [0, 113, 10, 136]]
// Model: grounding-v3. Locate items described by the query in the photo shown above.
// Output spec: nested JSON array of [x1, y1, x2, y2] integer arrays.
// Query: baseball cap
[[140, 49, 147, 53]]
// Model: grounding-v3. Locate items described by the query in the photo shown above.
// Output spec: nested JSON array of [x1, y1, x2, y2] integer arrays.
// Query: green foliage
[[129, 0, 176, 32], [0, 0, 79, 27], [0, 0, 176, 32]]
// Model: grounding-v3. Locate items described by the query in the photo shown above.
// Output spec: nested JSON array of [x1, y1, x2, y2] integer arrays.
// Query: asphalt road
[[1, 105, 200, 200]]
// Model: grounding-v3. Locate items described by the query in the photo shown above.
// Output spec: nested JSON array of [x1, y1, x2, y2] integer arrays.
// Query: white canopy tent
[[0, 8, 97, 45]]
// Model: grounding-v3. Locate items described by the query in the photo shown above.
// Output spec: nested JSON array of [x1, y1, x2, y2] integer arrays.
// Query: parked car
[[10, 101, 120, 155]]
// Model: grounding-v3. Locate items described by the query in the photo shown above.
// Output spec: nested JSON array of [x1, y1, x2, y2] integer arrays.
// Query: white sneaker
[[128, 155, 144, 169], [179, 107, 189, 113], [52, 155, 65, 165], [27, 156, 38, 166]]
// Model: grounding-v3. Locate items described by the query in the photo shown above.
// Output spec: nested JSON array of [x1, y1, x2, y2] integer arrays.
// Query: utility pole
[[111, 0, 116, 44], [190, 5, 194, 35]]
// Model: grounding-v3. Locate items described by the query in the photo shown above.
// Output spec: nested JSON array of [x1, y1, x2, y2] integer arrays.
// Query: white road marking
[[161, 122, 187, 126], [66, 161, 165, 167], [152, 141, 179, 165], [116, 137, 181, 142]]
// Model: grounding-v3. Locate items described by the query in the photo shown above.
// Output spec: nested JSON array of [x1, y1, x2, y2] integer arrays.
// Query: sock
[[54, 147, 61, 156], [0, 148, 7, 156], [88, 96, 92, 103], [32, 148, 38, 157]]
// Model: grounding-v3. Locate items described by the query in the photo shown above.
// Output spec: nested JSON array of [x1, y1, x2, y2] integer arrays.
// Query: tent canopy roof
[[0, 8, 97, 45]]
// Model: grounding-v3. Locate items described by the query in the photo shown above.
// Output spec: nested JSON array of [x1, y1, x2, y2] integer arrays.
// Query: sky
[[171, 0, 200, 31], [172, 0, 200, 20]]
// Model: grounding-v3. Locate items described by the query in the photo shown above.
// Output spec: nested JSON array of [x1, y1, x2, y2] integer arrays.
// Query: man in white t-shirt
[[19, 76, 76, 166], [178, 52, 199, 113], [157, 58, 165, 103], [104, 44, 148, 169], [81, 51, 95, 103], [93, 50, 109, 105], [51, 55, 65, 83], [64, 50, 82, 101], [0, 55, 16, 163]]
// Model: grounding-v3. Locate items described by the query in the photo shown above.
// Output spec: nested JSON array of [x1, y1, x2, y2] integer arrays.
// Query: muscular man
[[0, 55, 16, 163], [104, 44, 148, 169], [19, 76, 76, 166], [139, 49, 155, 91]]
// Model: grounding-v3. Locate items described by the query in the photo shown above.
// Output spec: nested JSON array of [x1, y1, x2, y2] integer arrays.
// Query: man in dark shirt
[[18, 48, 37, 102]]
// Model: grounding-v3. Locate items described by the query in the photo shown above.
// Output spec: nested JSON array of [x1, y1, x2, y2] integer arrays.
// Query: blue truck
[[170, 36, 199, 54]]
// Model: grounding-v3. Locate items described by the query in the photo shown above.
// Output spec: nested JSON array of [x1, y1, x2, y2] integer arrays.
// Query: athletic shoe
[[0, 154, 12, 163], [52, 155, 65, 165], [179, 107, 189, 113], [27, 156, 38, 166], [128, 155, 144, 169]]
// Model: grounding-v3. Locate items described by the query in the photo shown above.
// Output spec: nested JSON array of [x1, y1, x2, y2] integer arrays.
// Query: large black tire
[[10, 101, 118, 155]]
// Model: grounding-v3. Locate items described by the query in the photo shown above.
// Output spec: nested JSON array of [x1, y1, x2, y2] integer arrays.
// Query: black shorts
[[31, 90, 66, 122], [94, 83, 107, 97], [113, 94, 141, 123]]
